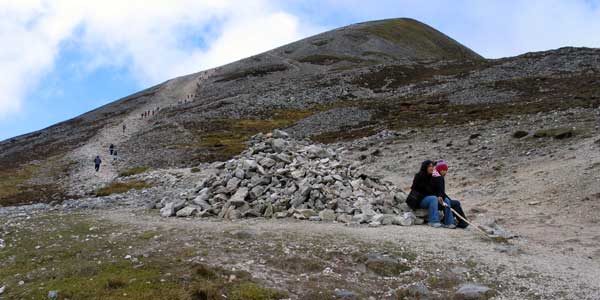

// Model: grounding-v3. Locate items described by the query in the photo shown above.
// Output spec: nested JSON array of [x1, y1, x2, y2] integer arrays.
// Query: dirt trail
[[65, 71, 215, 195]]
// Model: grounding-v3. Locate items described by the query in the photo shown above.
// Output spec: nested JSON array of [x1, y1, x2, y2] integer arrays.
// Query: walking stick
[[445, 204, 500, 240]]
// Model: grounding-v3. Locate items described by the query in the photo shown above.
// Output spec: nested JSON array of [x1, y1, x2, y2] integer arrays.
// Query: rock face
[[156, 131, 411, 224], [454, 283, 495, 300]]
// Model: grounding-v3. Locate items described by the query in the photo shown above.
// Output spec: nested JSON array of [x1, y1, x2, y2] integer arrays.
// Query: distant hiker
[[432, 160, 468, 229], [94, 156, 102, 172], [113, 150, 118, 161], [122, 124, 126, 133], [141, 113, 144, 119], [109, 144, 114, 155], [406, 160, 443, 228]]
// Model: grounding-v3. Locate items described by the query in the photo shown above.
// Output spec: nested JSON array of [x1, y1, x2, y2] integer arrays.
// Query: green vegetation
[[0, 213, 286, 300], [298, 54, 365, 65], [360, 18, 483, 61], [352, 62, 487, 91], [119, 166, 149, 177], [95, 180, 151, 196], [190, 167, 201, 173], [215, 64, 288, 82], [364, 258, 411, 277], [187, 109, 314, 162], [533, 127, 576, 139], [0, 157, 73, 206]]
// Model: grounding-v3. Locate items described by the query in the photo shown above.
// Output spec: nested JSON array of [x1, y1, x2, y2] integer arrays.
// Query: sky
[[1, 0, 600, 141]]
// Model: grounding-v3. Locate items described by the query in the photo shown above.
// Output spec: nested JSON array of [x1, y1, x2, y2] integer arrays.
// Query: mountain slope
[[1, 19, 600, 205]]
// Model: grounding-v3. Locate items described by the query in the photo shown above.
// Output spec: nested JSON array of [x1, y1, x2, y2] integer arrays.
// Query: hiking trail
[[64, 70, 215, 195]]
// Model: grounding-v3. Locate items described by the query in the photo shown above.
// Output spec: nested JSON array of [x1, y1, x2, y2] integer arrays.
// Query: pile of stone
[[157, 130, 418, 226]]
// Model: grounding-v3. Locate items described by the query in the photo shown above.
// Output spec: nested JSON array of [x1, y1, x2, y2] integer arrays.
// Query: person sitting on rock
[[432, 160, 469, 229], [407, 160, 443, 228]]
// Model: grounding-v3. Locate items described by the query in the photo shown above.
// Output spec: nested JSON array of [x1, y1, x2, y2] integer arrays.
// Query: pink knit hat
[[435, 160, 448, 172]]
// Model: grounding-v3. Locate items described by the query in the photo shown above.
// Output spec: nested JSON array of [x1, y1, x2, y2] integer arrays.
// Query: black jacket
[[407, 173, 435, 209], [431, 175, 449, 199], [94, 157, 102, 165]]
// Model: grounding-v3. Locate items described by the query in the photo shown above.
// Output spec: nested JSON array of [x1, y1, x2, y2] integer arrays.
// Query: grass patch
[[298, 54, 365, 65], [119, 166, 149, 177], [185, 109, 315, 162], [533, 127, 576, 139], [265, 256, 324, 274], [0, 213, 287, 300], [215, 64, 288, 82], [191, 167, 201, 173], [95, 180, 151, 196], [0, 157, 74, 206]]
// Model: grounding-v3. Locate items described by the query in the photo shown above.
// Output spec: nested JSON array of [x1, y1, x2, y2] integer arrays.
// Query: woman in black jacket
[[407, 160, 443, 228]]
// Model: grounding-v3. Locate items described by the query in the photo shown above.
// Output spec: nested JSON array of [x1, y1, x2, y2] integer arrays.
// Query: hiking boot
[[429, 223, 442, 228], [443, 224, 457, 229]]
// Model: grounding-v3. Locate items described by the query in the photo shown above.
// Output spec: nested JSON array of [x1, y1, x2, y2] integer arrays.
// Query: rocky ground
[[2, 110, 600, 299]]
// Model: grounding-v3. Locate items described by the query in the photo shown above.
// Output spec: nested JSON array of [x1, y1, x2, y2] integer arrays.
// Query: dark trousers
[[109, 149, 113, 155], [95, 164, 100, 172], [449, 199, 468, 228]]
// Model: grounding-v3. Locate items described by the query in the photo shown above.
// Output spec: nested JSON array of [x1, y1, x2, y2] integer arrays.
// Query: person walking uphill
[[109, 144, 114, 155], [407, 160, 444, 228], [432, 160, 469, 229], [94, 156, 102, 172]]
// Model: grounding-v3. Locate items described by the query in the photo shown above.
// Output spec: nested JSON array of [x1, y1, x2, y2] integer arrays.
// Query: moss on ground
[[185, 109, 314, 162], [215, 64, 288, 83], [95, 180, 152, 196], [0, 157, 74, 206], [0, 213, 286, 300], [119, 166, 149, 177], [298, 54, 366, 65], [533, 127, 576, 139]]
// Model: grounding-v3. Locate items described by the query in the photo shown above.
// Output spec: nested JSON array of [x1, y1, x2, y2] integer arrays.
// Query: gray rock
[[242, 159, 258, 171], [228, 188, 249, 207], [249, 185, 266, 199], [272, 129, 290, 139], [226, 177, 241, 193], [318, 209, 336, 222], [47, 290, 59, 300], [454, 283, 495, 300], [334, 289, 358, 299], [160, 200, 185, 217], [272, 138, 286, 152], [305, 144, 328, 158], [234, 168, 245, 179], [406, 282, 429, 299], [337, 214, 353, 223], [176, 206, 198, 217], [258, 157, 276, 168]]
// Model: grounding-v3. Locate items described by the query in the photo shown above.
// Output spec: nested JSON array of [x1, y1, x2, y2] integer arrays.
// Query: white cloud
[[0, 0, 320, 117], [2, 0, 600, 120]]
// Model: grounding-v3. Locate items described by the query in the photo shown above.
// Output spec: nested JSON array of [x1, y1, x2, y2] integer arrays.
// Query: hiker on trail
[[432, 160, 469, 229], [406, 160, 445, 228], [122, 124, 126, 133], [109, 144, 114, 155], [113, 150, 118, 161], [94, 156, 102, 172]]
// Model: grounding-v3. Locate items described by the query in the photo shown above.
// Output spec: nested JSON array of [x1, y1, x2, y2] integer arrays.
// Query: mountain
[[1, 18, 599, 206]]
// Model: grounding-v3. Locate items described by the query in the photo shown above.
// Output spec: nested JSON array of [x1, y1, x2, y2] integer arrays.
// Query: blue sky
[[2, 0, 600, 141]]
